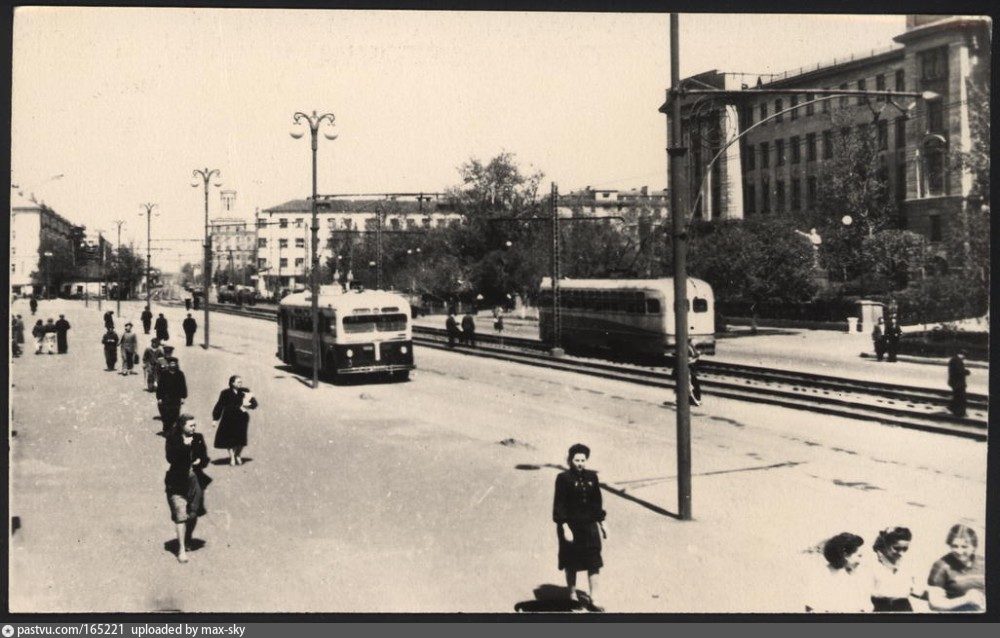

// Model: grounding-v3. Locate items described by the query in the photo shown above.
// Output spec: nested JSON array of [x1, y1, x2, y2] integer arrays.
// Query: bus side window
[[645, 299, 661, 314], [693, 298, 708, 312]]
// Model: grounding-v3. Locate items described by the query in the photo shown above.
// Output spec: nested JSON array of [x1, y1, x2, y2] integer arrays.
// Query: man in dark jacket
[[182, 314, 198, 346], [104, 310, 115, 331], [101, 327, 119, 370], [461, 311, 476, 347], [885, 316, 902, 362], [948, 351, 970, 417], [142, 338, 163, 391], [29, 296, 38, 315], [445, 312, 459, 348], [155, 313, 170, 342], [141, 306, 154, 335], [156, 357, 188, 433], [54, 314, 71, 354]]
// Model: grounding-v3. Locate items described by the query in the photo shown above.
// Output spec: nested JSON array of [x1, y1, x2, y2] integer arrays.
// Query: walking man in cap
[[156, 353, 187, 433], [55, 314, 71, 354], [143, 338, 163, 391], [182, 313, 198, 347], [141, 305, 153, 335], [120, 322, 139, 376]]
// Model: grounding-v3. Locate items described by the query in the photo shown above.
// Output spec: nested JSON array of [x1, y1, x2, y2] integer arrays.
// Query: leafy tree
[[180, 262, 197, 286], [104, 246, 147, 299], [31, 236, 77, 296], [857, 230, 929, 293]]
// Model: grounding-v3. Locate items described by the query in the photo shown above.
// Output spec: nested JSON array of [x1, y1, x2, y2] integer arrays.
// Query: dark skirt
[[557, 521, 603, 572], [165, 471, 206, 523], [214, 417, 248, 449]]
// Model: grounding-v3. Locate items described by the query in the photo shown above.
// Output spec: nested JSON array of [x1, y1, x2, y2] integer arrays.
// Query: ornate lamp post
[[140, 203, 158, 309], [191, 169, 222, 349], [290, 110, 337, 389], [112, 219, 126, 315]]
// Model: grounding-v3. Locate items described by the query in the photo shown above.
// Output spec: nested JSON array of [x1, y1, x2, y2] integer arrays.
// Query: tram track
[[196, 301, 989, 441]]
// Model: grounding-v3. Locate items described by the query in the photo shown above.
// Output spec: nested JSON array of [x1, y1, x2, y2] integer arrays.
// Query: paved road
[[9, 298, 987, 613]]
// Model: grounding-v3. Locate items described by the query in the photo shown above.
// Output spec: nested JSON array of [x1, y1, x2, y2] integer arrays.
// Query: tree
[[858, 230, 930, 293], [180, 262, 197, 286], [104, 246, 146, 299], [31, 236, 77, 296]]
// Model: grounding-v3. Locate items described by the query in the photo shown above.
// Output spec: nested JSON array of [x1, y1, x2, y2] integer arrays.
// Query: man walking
[[155, 313, 170, 342], [29, 296, 38, 316], [120, 322, 139, 376], [156, 356, 188, 433], [55, 314, 71, 354], [141, 306, 153, 335], [13, 314, 25, 348], [104, 310, 115, 331], [102, 326, 120, 371], [185, 297, 192, 312], [462, 310, 477, 348], [885, 316, 902, 362], [947, 350, 970, 417], [871, 318, 885, 362], [182, 313, 198, 346], [142, 338, 163, 391]]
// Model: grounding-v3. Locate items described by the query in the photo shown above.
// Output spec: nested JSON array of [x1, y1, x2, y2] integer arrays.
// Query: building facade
[[558, 186, 669, 217], [662, 15, 991, 254], [209, 216, 256, 282], [255, 194, 462, 290], [10, 192, 81, 296]]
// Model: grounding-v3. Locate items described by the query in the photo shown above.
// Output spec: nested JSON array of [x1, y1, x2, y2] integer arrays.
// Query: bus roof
[[280, 288, 412, 312], [539, 277, 712, 295]]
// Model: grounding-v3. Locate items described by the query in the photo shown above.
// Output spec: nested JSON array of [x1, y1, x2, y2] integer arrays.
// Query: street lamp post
[[112, 219, 126, 316], [42, 251, 54, 301], [140, 203, 158, 310], [291, 110, 337, 389], [192, 168, 222, 349]]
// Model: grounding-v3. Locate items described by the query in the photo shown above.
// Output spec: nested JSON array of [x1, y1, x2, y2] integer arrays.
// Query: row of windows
[[260, 216, 453, 230], [742, 119, 906, 171], [742, 69, 906, 126], [259, 257, 304, 269], [537, 291, 710, 315]]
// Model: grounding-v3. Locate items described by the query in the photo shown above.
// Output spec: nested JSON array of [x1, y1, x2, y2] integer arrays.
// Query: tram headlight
[[400, 346, 408, 354], [346, 349, 354, 358]]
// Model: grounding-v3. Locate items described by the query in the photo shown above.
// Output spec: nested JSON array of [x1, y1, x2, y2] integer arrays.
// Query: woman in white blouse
[[869, 526, 924, 612]]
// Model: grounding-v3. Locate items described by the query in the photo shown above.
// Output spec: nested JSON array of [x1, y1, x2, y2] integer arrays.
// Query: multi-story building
[[661, 14, 991, 256], [10, 191, 80, 296], [255, 194, 461, 290], [558, 186, 669, 217], [209, 216, 256, 281]]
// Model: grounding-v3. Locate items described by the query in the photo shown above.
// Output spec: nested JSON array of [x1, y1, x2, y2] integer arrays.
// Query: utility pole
[[112, 219, 126, 316], [192, 168, 221, 349], [668, 13, 692, 521], [375, 203, 384, 290], [549, 182, 563, 356], [140, 203, 157, 310]]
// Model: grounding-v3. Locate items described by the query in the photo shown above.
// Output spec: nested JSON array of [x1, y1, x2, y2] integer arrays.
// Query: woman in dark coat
[[165, 415, 211, 563], [553, 443, 607, 611], [154, 313, 169, 342], [212, 375, 258, 466]]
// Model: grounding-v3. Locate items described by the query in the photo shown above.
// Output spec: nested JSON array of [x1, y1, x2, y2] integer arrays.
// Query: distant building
[[10, 192, 79, 296], [661, 14, 991, 254], [558, 185, 669, 217], [255, 194, 461, 290], [207, 190, 257, 284]]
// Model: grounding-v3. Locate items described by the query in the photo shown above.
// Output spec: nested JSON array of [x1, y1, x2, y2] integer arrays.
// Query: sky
[[10, 8, 905, 267]]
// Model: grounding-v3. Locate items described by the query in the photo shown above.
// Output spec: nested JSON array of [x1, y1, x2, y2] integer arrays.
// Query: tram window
[[645, 299, 661, 314], [343, 315, 377, 333], [381, 307, 399, 313], [693, 298, 709, 313], [376, 313, 408, 332]]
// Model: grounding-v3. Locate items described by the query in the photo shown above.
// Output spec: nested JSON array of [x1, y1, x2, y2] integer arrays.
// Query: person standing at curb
[[183, 313, 198, 347], [141, 306, 154, 335], [212, 375, 259, 466], [947, 350, 970, 417], [885, 316, 902, 362], [446, 312, 460, 348], [553, 443, 607, 612], [462, 311, 477, 348], [119, 322, 139, 376], [54, 314, 71, 354], [164, 414, 211, 564], [102, 325, 120, 371], [871, 318, 885, 362]]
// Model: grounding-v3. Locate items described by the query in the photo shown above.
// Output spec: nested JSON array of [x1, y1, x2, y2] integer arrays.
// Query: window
[[922, 138, 946, 196], [806, 176, 817, 209], [806, 93, 814, 116], [390, 218, 400, 230], [895, 69, 905, 92], [279, 218, 288, 229], [761, 178, 770, 212], [857, 79, 867, 104], [877, 120, 888, 150], [776, 180, 785, 212], [745, 183, 756, 214], [759, 102, 768, 123], [692, 298, 708, 313], [791, 178, 801, 210], [806, 132, 817, 161], [406, 218, 417, 230], [775, 98, 783, 122], [745, 143, 756, 170], [422, 218, 432, 229], [364, 218, 376, 231], [295, 237, 305, 248], [895, 118, 906, 149], [876, 74, 886, 101], [919, 47, 947, 82], [929, 214, 942, 241], [791, 136, 801, 163], [258, 238, 267, 248], [896, 159, 907, 204], [776, 139, 786, 166], [279, 238, 288, 248], [343, 219, 353, 229], [839, 83, 848, 107], [760, 142, 770, 168], [279, 258, 288, 268], [927, 100, 944, 134], [437, 219, 448, 228], [295, 257, 304, 267], [256, 219, 266, 229], [295, 218, 304, 228], [327, 218, 336, 227], [645, 299, 661, 314], [258, 258, 267, 269], [742, 105, 753, 127], [822, 88, 830, 113], [790, 95, 799, 120]]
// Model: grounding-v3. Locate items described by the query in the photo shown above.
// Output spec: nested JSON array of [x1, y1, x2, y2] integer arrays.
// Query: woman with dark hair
[[164, 415, 211, 563], [870, 526, 922, 612], [212, 375, 258, 466], [927, 524, 985, 611], [552, 443, 606, 612], [805, 532, 870, 612]]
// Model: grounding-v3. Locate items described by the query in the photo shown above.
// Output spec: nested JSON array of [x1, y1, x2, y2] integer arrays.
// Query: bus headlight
[[400, 346, 408, 354], [346, 349, 354, 358]]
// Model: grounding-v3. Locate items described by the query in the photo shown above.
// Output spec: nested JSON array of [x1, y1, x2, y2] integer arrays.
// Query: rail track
[[199, 301, 989, 441]]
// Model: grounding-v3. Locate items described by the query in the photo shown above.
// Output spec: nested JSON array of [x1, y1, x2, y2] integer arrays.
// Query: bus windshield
[[342, 313, 409, 333]]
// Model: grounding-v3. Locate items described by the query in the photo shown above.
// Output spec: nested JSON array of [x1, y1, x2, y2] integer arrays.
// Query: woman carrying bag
[[212, 375, 259, 466]]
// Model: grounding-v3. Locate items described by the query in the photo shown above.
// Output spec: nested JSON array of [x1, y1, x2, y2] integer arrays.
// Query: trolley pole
[[550, 182, 563, 356], [668, 13, 692, 521], [140, 203, 157, 310]]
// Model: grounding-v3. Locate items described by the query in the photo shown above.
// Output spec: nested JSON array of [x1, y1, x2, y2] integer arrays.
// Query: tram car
[[277, 285, 414, 380], [538, 278, 715, 358]]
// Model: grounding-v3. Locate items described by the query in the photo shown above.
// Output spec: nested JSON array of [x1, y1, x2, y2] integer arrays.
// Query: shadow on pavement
[[210, 457, 254, 466], [163, 538, 206, 557], [514, 584, 589, 613]]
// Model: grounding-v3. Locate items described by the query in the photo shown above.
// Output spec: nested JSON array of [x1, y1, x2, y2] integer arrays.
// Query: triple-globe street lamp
[[139, 203, 158, 310], [191, 168, 222, 349]]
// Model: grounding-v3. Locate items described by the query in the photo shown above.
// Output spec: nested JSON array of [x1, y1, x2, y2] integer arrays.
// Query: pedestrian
[[14, 314, 25, 346], [870, 526, 923, 612], [185, 297, 192, 312], [212, 375, 259, 466], [494, 312, 505, 334], [143, 338, 163, 391], [32, 319, 45, 354], [947, 350, 970, 417], [688, 341, 703, 407], [101, 326, 120, 371], [553, 443, 607, 612], [156, 356, 187, 433], [927, 524, 984, 612], [29, 296, 38, 316], [182, 313, 197, 347], [103, 310, 115, 331], [871, 318, 885, 362], [141, 305, 153, 335], [55, 314, 71, 354], [155, 313, 170, 342], [805, 532, 871, 612], [11, 317, 22, 358], [445, 312, 459, 348], [164, 414, 211, 564], [462, 310, 476, 347], [42, 319, 58, 354], [885, 316, 902, 362], [119, 322, 139, 376]]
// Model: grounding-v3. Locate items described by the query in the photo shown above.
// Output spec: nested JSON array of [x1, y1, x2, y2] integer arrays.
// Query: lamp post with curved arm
[[140, 203, 158, 310], [192, 168, 221, 349], [290, 110, 337, 389]]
